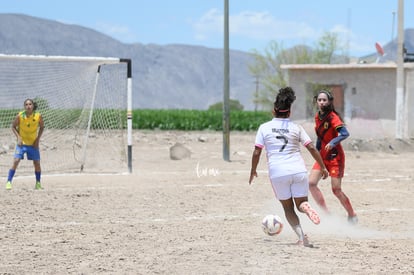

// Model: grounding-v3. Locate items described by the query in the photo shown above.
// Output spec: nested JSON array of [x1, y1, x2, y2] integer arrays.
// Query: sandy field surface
[[1, 127, 413, 274]]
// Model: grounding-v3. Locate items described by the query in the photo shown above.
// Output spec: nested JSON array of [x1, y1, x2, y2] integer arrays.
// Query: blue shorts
[[14, 145, 40, 161]]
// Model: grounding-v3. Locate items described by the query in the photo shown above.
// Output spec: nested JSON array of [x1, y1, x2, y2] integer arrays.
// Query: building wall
[[282, 64, 414, 138], [406, 68, 414, 137]]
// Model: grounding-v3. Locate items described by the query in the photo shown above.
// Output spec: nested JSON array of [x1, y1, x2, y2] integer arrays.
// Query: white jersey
[[254, 118, 312, 178]]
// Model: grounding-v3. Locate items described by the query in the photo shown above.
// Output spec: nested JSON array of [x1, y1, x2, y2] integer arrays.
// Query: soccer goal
[[0, 54, 133, 175]]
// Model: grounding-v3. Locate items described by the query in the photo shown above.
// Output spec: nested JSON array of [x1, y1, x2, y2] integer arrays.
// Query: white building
[[281, 62, 414, 138]]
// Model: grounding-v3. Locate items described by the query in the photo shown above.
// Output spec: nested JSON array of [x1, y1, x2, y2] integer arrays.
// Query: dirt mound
[[344, 138, 414, 153]]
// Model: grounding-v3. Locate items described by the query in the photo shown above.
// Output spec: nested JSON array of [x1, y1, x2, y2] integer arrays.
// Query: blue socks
[[7, 169, 41, 182], [7, 169, 15, 182], [35, 171, 41, 182]]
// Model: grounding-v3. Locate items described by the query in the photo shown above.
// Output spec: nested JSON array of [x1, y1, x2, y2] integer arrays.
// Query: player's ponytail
[[274, 86, 296, 117]]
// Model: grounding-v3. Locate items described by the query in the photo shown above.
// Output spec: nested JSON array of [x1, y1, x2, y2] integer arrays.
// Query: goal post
[[0, 54, 133, 175]]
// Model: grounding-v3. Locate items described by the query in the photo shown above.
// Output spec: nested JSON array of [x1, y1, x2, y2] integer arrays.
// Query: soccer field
[[0, 130, 413, 274]]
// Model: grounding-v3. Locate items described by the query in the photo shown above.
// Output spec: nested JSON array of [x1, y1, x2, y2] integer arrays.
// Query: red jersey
[[313, 111, 345, 177]]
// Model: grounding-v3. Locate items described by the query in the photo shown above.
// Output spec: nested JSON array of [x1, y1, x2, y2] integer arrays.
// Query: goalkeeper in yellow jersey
[[6, 98, 44, 190]]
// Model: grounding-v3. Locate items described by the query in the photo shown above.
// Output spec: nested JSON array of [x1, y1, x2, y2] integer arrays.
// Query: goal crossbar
[[0, 54, 133, 175]]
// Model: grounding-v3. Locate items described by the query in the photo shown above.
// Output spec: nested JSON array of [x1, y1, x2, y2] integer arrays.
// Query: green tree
[[312, 31, 340, 64], [248, 31, 343, 110], [208, 99, 244, 111]]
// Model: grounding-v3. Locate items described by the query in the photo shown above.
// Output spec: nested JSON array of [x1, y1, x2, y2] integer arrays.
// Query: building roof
[[280, 62, 414, 70]]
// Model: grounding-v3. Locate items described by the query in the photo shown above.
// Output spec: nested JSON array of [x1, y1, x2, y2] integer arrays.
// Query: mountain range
[[1, 13, 413, 110]]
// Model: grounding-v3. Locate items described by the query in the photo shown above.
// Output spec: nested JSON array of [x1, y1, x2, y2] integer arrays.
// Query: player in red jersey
[[308, 90, 358, 224]]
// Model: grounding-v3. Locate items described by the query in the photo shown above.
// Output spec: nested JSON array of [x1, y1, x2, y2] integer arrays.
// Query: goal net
[[0, 54, 133, 176]]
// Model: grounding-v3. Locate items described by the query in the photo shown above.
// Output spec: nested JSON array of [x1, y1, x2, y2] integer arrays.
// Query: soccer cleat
[[296, 234, 314, 248], [348, 215, 358, 225], [6, 181, 12, 190], [299, 202, 321, 225], [35, 181, 42, 190]]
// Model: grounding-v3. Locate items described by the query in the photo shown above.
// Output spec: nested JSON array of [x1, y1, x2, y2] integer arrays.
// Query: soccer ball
[[261, 214, 283, 236]]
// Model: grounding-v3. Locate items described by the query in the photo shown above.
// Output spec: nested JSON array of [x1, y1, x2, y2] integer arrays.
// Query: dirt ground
[[0, 128, 413, 274]]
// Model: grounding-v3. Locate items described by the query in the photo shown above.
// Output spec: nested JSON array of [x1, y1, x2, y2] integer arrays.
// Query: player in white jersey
[[249, 87, 328, 247]]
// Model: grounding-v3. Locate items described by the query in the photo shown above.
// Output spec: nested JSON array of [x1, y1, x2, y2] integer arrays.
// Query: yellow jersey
[[18, 111, 41, 146]]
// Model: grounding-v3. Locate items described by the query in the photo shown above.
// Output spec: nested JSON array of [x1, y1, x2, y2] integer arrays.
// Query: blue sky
[[3, 0, 413, 57]]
